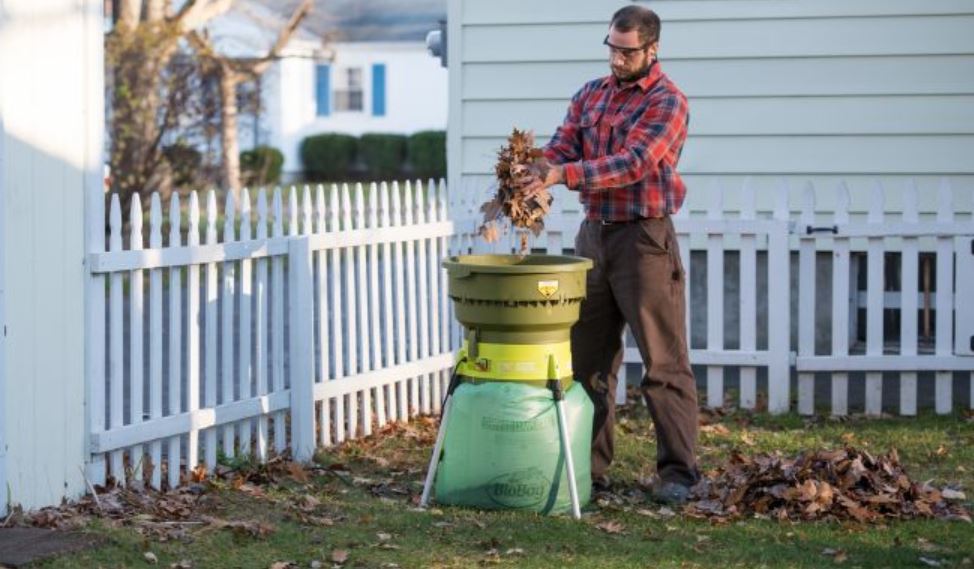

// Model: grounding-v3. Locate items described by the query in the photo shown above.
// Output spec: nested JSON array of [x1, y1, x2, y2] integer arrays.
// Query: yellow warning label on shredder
[[537, 280, 559, 298]]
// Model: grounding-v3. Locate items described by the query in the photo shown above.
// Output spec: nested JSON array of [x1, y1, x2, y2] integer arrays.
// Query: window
[[333, 67, 364, 112]]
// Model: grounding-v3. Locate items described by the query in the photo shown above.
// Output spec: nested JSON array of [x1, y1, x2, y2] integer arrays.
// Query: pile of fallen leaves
[[686, 447, 971, 523], [479, 128, 554, 252]]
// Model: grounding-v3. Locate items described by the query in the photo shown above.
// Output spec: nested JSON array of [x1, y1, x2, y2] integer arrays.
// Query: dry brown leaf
[[332, 549, 349, 564], [595, 520, 626, 534]]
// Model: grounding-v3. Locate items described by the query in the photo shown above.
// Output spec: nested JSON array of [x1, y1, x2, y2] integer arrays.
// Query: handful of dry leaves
[[478, 128, 554, 252]]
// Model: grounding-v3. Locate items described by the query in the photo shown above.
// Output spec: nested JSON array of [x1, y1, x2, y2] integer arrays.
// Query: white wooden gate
[[795, 181, 974, 415]]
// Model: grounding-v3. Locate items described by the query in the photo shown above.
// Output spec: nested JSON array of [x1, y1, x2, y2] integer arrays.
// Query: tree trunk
[[218, 66, 242, 203]]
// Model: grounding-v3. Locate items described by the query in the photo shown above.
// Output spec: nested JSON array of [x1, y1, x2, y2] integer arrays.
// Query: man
[[523, 5, 698, 505]]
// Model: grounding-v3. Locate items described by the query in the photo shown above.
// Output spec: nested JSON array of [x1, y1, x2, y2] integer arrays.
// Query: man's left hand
[[522, 163, 565, 200]]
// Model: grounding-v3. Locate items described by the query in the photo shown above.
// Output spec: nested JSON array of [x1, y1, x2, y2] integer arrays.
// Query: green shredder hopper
[[419, 254, 594, 518]]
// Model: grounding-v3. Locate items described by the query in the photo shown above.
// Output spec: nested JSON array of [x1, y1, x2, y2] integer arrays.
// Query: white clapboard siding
[[448, 0, 974, 216]]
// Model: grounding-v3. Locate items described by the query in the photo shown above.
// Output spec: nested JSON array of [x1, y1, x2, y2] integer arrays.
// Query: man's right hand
[[522, 163, 565, 200]]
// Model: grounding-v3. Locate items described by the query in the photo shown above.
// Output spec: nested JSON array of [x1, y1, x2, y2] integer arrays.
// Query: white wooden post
[[314, 185, 332, 446], [340, 184, 358, 438], [392, 182, 408, 420], [831, 183, 851, 415], [185, 192, 202, 470], [674, 203, 691, 356], [108, 195, 124, 481], [288, 235, 315, 462], [271, 188, 286, 451], [255, 189, 271, 458], [797, 183, 817, 415], [426, 180, 443, 412], [167, 193, 183, 487], [148, 194, 163, 488], [415, 181, 432, 415], [935, 180, 954, 414], [739, 180, 758, 409], [328, 185, 346, 440], [404, 182, 420, 416], [238, 189, 253, 455], [767, 184, 791, 414], [129, 194, 145, 481], [379, 183, 397, 421], [367, 183, 386, 427], [864, 183, 885, 415], [900, 182, 919, 416], [705, 185, 724, 408], [203, 191, 219, 468], [354, 183, 373, 434], [84, 144, 107, 489], [438, 179, 454, 384], [221, 192, 237, 457]]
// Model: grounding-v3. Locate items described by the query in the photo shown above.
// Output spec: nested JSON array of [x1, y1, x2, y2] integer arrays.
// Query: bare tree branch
[[173, 0, 234, 33], [145, 0, 167, 22], [116, 0, 142, 33], [251, 0, 313, 75]]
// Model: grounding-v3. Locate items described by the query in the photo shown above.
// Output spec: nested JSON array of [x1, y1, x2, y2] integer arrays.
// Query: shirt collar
[[604, 61, 662, 92]]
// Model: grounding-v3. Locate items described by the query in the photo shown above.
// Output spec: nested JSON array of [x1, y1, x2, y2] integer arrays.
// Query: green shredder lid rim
[[443, 254, 593, 275]]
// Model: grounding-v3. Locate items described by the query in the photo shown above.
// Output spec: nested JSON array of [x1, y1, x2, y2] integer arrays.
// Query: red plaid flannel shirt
[[543, 63, 689, 221]]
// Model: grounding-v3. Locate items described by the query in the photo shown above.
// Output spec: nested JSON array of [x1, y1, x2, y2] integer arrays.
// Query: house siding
[[448, 0, 974, 217]]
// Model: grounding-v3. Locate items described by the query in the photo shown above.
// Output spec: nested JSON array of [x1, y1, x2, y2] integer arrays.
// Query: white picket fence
[[84, 177, 973, 489], [85, 180, 455, 489], [451, 177, 974, 417]]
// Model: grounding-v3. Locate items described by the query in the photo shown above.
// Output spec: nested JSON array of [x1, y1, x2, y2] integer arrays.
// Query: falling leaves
[[686, 447, 972, 524], [478, 128, 554, 252]]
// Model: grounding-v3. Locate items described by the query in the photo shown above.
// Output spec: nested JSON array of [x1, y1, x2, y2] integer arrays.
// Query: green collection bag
[[433, 380, 593, 514]]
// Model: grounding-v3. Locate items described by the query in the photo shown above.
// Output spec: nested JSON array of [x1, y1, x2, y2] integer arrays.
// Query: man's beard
[[613, 61, 654, 82]]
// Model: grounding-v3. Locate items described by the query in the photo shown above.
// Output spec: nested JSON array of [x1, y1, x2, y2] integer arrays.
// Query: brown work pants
[[571, 216, 699, 486]]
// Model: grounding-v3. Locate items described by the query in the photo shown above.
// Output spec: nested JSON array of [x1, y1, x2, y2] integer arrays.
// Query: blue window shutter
[[316, 64, 330, 116], [372, 63, 386, 117]]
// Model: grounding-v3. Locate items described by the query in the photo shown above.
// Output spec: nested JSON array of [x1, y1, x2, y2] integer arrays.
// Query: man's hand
[[522, 163, 565, 200]]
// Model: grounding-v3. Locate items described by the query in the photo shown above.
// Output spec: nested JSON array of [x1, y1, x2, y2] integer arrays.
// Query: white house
[[208, 0, 448, 180], [445, 0, 974, 219]]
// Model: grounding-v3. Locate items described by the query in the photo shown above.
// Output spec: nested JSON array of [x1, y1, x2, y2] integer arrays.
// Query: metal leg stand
[[549, 380, 581, 519], [420, 364, 463, 508]]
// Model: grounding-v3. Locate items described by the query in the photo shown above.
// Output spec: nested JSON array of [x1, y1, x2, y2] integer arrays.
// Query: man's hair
[[610, 5, 661, 45]]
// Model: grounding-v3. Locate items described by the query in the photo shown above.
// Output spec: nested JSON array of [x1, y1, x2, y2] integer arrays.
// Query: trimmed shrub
[[162, 142, 203, 188], [407, 130, 446, 180], [300, 133, 357, 181], [240, 145, 284, 187], [359, 133, 407, 179]]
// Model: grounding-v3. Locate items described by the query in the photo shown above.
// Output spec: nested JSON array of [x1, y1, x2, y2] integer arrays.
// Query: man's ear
[[648, 41, 659, 60]]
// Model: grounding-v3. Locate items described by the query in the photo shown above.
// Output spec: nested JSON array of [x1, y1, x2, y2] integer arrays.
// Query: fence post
[[289, 235, 316, 462], [767, 183, 791, 414]]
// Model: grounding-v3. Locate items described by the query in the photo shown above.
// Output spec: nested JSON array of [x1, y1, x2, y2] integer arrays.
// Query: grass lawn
[[35, 400, 974, 568]]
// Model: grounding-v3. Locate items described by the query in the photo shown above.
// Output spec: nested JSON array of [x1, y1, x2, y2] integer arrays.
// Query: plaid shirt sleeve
[[543, 86, 589, 168], [563, 91, 688, 191]]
